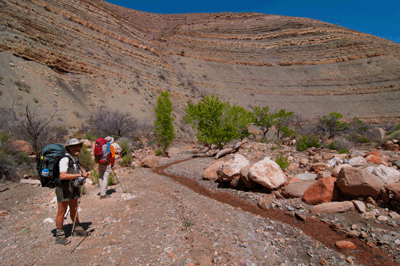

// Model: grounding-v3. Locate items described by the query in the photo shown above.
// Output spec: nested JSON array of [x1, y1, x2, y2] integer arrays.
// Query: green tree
[[226, 105, 255, 140], [316, 112, 348, 138], [274, 109, 294, 139], [252, 106, 276, 139], [183, 94, 239, 149], [154, 91, 175, 153]]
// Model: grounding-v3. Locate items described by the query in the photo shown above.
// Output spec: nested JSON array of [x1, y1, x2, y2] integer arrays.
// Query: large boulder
[[332, 164, 352, 177], [336, 167, 384, 199], [11, 140, 34, 155], [141, 155, 160, 168], [111, 143, 123, 155], [309, 201, 355, 214], [295, 172, 317, 181], [281, 179, 317, 198], [385, 183, 400, 201], [239, 163, 257, 188], [217, 154, 249, 182], [302, 177, 337, 205], [348, 156, 367, 167], [368, 128, 386, 142], [371, 165, 400, 185], [248, 157, 286, 189], [83, 139, 92, 148], [203, 161, 225, 180]]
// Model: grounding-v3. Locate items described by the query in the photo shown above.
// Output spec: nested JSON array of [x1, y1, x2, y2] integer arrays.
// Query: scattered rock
[[352, 200, 366, 213], [248, 157, 286, 189], [281, 179, 317, 198], [309, 201, 355, 214], [295, 172, 317, 181], [217, 154, 249, 182], [141, 155, 160, 168], [336, 167, 384, 199], [302, 177, 337, 205], [203, 161, 225, 180], [335, 240, 357, 249], [372, 165, 400, 185]]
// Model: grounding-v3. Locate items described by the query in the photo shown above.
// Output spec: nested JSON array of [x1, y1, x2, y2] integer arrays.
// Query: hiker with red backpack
[[94, 136, 115, 199], [55, 138, 89, 245]]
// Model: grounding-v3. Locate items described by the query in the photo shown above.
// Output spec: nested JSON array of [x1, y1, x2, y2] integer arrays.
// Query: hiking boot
[[55, 229, 70, 245], [73, 225, 88, 237]]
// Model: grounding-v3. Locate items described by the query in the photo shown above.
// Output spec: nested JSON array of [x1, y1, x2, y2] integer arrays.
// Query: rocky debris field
[[1, 140, 400, 265]]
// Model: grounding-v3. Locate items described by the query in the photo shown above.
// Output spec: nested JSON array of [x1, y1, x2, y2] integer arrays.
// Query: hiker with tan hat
[[54, 138, 89, 245], [96, 136, 115, 199]]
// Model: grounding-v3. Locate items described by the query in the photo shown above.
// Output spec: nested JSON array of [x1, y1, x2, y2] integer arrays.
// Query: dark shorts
[[55, 180, 81, 202]]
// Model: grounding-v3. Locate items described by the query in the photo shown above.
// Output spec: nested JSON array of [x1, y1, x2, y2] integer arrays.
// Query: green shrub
[[339, 149, 350, 154], [155, 150, 162, 156], [90, 169, 99, 185], [330, 136, 354, 151], [117, 138, 132, 157], [275, 154, 290, 170], [120, 155, 132, 167], [328, 141, 337, 150], [296, 134, 321, 151], [78, 145, 95, 170], [108, 172, 118, 186], [83, 132, 97, 141], [271, 146, 276, 151]]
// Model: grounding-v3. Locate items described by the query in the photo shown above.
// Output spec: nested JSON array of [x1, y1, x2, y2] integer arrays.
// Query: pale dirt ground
[[0, 146, 398, 266]]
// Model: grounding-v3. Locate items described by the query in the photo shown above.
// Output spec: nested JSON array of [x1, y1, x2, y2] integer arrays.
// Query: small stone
[[347, 230, 359, 238], [389, 212, 400, 219], [360, 232, 368, 239], [377, 215, 389, 221], [335, 240, 357, 249], [351, 224, 358, 230], [395, 239, 400, 246], [295, 212, 307, 221]]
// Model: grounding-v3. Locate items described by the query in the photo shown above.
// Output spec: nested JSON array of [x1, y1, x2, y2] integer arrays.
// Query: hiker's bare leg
[[56, 201, 69, 229], [69, 199, 79, 224]]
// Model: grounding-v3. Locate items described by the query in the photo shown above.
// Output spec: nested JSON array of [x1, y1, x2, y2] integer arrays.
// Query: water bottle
[[41, 158, 49, 177], [42, 168, 49, 177]]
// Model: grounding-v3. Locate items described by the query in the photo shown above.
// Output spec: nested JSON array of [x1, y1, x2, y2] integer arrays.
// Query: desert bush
[[85, 106, 139, 138], [0, 151, 18, 181], [90, 169, 99, 185], [154, 91, 175, 152], [316, 112, 348, 138], [296, 134, 321, 151], [78, 145, 95, 171], [347, 132, 370, 143], [4, 105, 67, 156], [117, 137, 132, 157], [120, 155, 132, 167], [83, 132, 97, 141], [154, 150, 162, 156], [108, 172, 117, 186], [329, 136, 355, 151], [275, 154, 290, 170]]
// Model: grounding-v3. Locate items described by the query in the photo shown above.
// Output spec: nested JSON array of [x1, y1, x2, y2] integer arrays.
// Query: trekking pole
[[71, 168, 88, 236], [71, 184, 85, 237], [111, 168, 126, 193]]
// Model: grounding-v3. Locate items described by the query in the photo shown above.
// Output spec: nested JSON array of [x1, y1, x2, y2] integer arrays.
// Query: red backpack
[[94, 138, 113, 165]]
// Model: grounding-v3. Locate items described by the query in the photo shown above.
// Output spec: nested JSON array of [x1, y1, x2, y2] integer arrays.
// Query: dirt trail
[[0, 156, 397, 265], [155, 158, 397, 266]]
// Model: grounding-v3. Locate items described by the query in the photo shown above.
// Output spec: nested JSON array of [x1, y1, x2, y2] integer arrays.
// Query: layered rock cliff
[[1, 0, 399, 133]]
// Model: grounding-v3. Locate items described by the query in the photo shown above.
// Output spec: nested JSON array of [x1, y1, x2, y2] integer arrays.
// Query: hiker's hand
[[82, 172, 89, 178]]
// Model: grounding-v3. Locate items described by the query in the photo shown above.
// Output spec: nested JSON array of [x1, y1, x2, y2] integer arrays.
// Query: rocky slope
[[1, 0, 400, 133]]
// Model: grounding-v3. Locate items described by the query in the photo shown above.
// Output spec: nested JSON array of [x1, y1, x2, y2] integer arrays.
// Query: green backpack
[[36, 143, 66, 188]]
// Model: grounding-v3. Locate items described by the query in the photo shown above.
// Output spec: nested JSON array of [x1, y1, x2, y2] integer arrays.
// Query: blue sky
[[106, 0, 400, 44]]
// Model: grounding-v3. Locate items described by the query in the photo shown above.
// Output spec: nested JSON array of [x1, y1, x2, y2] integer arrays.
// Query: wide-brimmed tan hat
[[105, 136, 114, 143], [65, 138, 83, 147]]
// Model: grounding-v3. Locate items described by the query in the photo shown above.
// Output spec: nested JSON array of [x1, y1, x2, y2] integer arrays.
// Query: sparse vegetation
[[275, 154, 290, 170], [120, 155, 132, 167], [78, 145, 95, 170], [296, 134, 321, 151], [154, 91, 175, 153]]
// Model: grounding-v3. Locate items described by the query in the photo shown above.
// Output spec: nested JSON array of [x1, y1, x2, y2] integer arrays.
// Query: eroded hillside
[[1, 0, 400, 133]]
